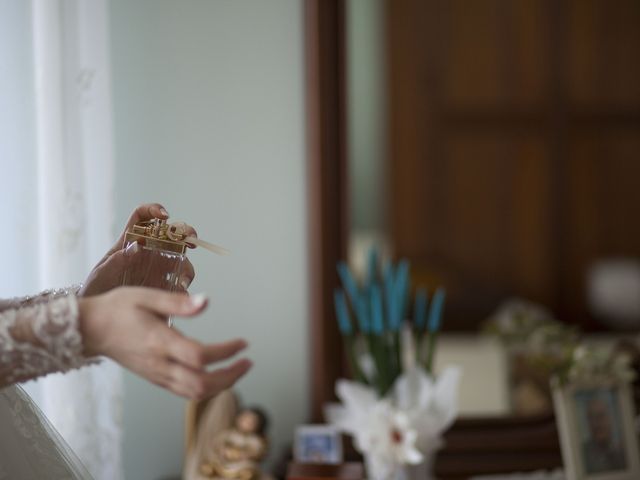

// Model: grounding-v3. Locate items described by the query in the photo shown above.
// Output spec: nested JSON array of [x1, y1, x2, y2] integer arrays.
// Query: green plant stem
[[424, 331, 438, 375], [367, 334, 389, 395], [345, 335, 367, 384], [414, 329, 423, 365], [393, 331, 401, 378]]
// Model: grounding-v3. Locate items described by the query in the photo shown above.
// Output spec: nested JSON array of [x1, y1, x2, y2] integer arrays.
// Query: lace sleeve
[[0, 285, 82, 312], [0, 291, 91, 387]]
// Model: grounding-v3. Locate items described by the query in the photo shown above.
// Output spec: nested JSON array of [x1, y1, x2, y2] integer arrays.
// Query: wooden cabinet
[[388, 0, 640, 330]]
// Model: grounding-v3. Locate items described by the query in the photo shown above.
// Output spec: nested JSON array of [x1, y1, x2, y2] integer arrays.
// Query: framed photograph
[[552, 380, 640, 480], [294, 425, 343, 464]]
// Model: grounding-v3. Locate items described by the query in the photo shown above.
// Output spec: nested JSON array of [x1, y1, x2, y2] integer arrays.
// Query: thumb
[[131, 288, 208, 318], [100, 241, 139, 272]]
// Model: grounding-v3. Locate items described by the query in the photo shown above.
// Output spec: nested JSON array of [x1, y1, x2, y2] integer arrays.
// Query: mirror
[[346, 0, 388, 261], [345, 0, 640, 334]]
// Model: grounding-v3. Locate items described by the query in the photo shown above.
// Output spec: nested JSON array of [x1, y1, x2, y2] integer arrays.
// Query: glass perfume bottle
[[121, 218, 190, 326], [120, 217, 228, 325]]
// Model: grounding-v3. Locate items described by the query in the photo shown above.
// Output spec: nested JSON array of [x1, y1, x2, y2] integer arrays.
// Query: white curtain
[[31, 1, 123, 479]]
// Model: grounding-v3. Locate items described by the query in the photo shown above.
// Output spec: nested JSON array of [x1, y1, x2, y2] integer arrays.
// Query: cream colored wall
[[109, 1, 308, 478]]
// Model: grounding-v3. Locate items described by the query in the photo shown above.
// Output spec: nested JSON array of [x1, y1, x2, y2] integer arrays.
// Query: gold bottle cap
[[124, 218, 187, 255], [124, 218, 229, 256]]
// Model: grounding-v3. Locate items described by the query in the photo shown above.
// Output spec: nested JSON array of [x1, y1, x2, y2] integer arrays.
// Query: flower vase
[[363, 451, 435, 480], [403, 455, 435, 480]]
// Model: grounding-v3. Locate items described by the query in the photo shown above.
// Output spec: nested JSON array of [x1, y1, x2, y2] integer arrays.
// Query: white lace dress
[[0, 289, 93, 479]]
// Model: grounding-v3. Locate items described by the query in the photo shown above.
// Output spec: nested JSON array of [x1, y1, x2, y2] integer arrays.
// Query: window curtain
[[31, 1, 123, 479]]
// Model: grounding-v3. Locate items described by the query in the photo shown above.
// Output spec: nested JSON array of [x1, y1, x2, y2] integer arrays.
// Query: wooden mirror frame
[[305, 0, 348, 421]]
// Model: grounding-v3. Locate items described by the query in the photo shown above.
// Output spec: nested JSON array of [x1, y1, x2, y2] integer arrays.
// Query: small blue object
[[414, 288, 428, 330], [337, 262, 360, 305], [427, 287, 446, 332], [355, 294, 371, 333], [393, 260, 410, 330], [367, 247, 379, 286], [383, 263, 395, 327], [370, 284, 384, 335], [334, 289, 352, 335]]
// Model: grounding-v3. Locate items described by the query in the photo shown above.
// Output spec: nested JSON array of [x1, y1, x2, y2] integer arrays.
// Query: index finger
[[128, 203, 169, 225], [109, 203, 169, 255], [165, 335, 248, 370]]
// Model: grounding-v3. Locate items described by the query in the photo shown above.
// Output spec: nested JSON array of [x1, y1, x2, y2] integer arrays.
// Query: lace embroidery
[[0, 290, 89, 386], [0, 285, 82, 311]]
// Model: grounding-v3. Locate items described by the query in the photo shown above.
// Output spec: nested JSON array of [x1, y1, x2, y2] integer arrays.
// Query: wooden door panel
[[560, 132, 640, 325], [439, 135, 552, 323], [439, 135, 548, 282], [388, 0, 640, 330], [599, 135, 640, 252], [506, 143, 555, 305], [442, 0, 550, 110], [567, 0, 640, 108], [565, 133, 640, 256], [404, 133, 554, 329], [443, 0, 508, 109]]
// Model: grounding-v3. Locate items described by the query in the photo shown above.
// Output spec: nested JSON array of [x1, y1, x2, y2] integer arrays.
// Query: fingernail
[[160, 207, 169, 218], [124, 241, 139, 256], [179, 275, 191, 291], [190, 293, 207, 308]]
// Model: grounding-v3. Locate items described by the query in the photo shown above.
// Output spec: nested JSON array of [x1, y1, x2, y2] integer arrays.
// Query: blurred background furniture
[[433, 415, 562, 480], [286, 463, 365, 480], [278, 415, 562, 480], [304, 1, 639, 478], [306, 0, 640, 419]]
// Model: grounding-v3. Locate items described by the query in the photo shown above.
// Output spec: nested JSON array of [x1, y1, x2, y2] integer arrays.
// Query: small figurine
[[199, 407, 269, 480]]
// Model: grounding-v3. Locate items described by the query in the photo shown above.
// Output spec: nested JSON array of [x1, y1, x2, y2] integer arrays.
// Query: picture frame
[[294, 425, 343, 464], [552, 380, 640, 480]]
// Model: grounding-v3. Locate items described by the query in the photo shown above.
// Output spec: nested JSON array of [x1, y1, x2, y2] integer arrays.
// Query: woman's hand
[[80, 203, 198, 297], [78, 287, 252, 399]]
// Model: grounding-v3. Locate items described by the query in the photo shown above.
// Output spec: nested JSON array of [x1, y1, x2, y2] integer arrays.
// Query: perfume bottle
[[120, 218, 189, 294], [120, 217, 228, 325]]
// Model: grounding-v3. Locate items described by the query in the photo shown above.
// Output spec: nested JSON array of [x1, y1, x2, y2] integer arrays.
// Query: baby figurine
[[200, 407, 269, 480]]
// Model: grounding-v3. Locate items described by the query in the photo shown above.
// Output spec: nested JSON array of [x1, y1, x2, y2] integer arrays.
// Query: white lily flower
[[326, 379, 378, 434], [327, 366, 461, 480], [356, 402, 423, 464], [393, 366, 461, 453], [359, 402, 423, 480]]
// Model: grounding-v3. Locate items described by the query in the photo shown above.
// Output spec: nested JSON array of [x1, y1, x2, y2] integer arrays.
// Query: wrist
[[77, 296, 104, 357]]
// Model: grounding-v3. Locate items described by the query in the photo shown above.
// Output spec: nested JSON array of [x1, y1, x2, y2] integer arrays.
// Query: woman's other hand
[[80, 203, 197, 297], [78, 287, 251, 399]]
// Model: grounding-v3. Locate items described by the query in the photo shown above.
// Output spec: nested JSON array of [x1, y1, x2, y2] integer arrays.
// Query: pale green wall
[[109, 1, 308, 478]]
